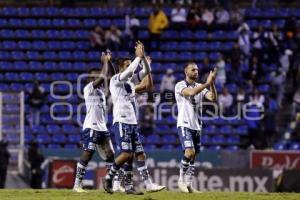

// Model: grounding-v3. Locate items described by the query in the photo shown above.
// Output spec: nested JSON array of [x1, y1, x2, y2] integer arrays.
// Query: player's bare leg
[[135, 152, 166, 192]]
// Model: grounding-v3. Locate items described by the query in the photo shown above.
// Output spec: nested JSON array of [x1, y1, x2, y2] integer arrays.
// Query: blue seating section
[[0, 7, 297, 150]]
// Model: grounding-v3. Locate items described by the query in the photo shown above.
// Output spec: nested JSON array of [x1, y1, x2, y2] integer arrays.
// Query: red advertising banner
[[250, 151, 300, 170], [49, 160, 77, 188]]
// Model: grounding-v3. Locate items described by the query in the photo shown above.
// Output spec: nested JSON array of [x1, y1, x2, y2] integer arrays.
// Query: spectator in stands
[[263, 94, 279, 147], [249, 88, 265, 108], [248, 56, 263, 85], [218, 87, 233, 116], [28, 141, 44, 189], [89, 26, 107, 51], [252, 26, 266, 63], [160, 69, 176, 102], [236, 87, 246, 104], [28, 81, 46, 128], [215, 6, 230, 26], [125, 13, 141, 42], [215, 54, 226, 87], [171, 1, 187, 29], [280, 49, 293, 74], [230, 5, 243, 28], [201, 8, 214, 27], [230, 42, 242, 81], [148, 6, 169, 49], [105, 25, 122, 51], [268, 24, 284, 60], [140, 106, 155, 136], [292, 87, 300, 117], [186, 2, 202, 30], [237, 23, 251, 62], [0, 140, 10, 188], [270, 69, 286, 106]]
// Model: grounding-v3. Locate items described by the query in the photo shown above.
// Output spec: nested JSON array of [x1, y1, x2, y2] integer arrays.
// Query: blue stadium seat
[[194, 42, 208, 51], [38, 19, 52, 27], [147, 134, 161, 144], [162, 135, 177, 144], [195, 31, 207, 39], [98, 19, 111, 28], [226, 145, 239, 151], [10, 83, 24, 91], [180, 30, 194, 39], [46, 125, 61, 134], [52, 134, 67, 143], [36, 134, 51, 143], [235, 125, 248, 135], [138, 31, 149, 39], [273, 142, 287, 150], [5, 72, 19, 80], [3, 7, 18, 16], [31, 30, 47, 38], [178, 42, 193, 50], [0, 29, 14, 38], [66, 73, 78, 81], [201, 135, 211, 145], [20, 72, 34, 80], [9, 18, 22, 26], [203, 125, 217, 135], [258, 84, 270, 93], [15, 30, 30, 38], [150, 51, 163, 60], [62, 125, 78, 134], [50, 73, 65, 80], [24, 18, 37, 27], [83, 19, 97, 27], [32, 7, 46, 16], [227, 136, 240, 144], [31, 125, 46, 134], [3, 41, 17, 49], [14, 61, 27, 70], [219, 125, 233, 135], [35, 72, 49, 81], [47, 41, 61, 49], [162, 31, 179, 39], [58, 62, 72, 70], [26, 51, 40, 59], [52, 19, 65, 27], [32, 41, 47, 50], [59, 51, 72, 59], [11, 51, 25, 60], [87, 52, 99, 60], [73, 51, 87, 59], [290, 142, 300, 150], [43, 51, 58, 59]]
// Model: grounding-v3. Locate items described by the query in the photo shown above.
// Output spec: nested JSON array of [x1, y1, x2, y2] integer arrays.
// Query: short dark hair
[[116, 57, 132, 68], [184, 61, 197, 69], [87, 68, 100, 74]]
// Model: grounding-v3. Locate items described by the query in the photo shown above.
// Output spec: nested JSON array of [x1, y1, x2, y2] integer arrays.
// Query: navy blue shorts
[[81, 128, 110, 152], [178, 127, 201, 153], [113, 123, 144, 154]]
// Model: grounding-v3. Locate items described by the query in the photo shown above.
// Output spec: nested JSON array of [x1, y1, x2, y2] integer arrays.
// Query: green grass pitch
[[0, 190, 300, 200]]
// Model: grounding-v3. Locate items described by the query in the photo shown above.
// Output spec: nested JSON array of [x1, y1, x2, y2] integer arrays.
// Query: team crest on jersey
[[121, 142, 130, 150], [184, 141, 192, 147]]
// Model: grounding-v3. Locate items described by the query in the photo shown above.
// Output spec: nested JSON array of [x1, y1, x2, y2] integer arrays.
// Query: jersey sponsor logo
[[121, 142, 130, 150], [184, 140, 193, 147], [88, 142, 96, 150]]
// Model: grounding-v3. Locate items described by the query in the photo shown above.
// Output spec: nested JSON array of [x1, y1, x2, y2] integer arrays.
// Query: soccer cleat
[[102, 177, 113, 194], [187, 185, 202, 193], [112, 181, 125, 193], [178, 179, 189, 193], [146, 183, 166, 193], [125, 188, 144, 195], [73, 186, 87, 193]]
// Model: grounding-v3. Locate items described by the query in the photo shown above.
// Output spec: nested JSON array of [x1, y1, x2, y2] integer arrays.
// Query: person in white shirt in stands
[[237, 23, 251, 61], [103, 41, 165, 194], [73, 52, 115, 193], [171, 1, 187, 28], [218, 87, 233, 116], [215, 53, 227, 87], [215, 6, 230, 25], [160, 68, 176, 102], [175, 62, 217, 193], [249, 88, 265, 108], [201, 8, 214, 26]]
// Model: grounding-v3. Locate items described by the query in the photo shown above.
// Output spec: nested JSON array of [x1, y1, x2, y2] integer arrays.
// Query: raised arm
[[135, 56, 154, 93], [92, 52, 110, 88], [205, 68, 218, 101], [181, 71, 214, 97], [119, 42, 144, 81]]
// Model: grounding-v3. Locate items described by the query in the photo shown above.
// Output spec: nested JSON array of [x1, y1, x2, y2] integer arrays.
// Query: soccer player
[[73, 52, 115, 192], [112, 57, 166, 193], [103, 42, 164, 194], [175, 62, 217, 193]]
